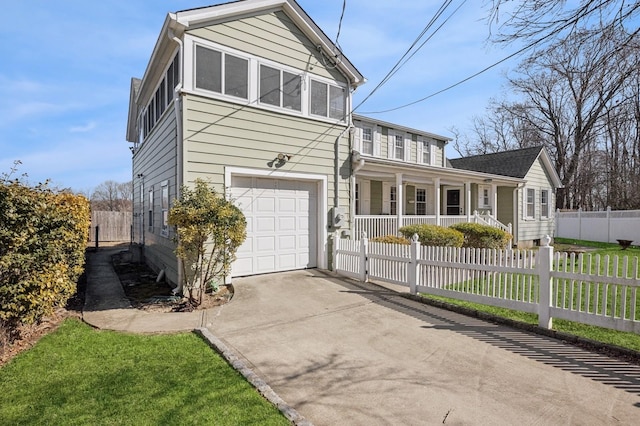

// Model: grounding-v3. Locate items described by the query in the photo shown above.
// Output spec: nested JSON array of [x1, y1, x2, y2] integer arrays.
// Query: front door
[[446, 189, 461, 215]]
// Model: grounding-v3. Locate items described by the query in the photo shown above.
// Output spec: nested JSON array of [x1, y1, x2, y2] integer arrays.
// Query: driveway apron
[[205, 269, 640, 425]]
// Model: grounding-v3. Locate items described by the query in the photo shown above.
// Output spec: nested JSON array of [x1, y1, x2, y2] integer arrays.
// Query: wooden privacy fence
[[333, 234, 640, 334], [89, 211, 132, 242]]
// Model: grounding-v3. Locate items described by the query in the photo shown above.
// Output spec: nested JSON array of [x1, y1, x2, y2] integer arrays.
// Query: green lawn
[[421, 241, 640, 352], [0, 319, 289, 425]]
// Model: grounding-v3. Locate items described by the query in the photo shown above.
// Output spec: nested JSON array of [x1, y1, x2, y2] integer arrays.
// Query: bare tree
[[487, 0, 640, 50], [91, 180, 133, 212]]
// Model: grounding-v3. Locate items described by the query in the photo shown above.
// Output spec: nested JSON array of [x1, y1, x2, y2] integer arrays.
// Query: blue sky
[[0, 0, 524, 193]]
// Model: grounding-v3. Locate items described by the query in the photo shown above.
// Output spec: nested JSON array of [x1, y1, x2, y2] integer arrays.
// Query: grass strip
[[0, 319, 289, 426]]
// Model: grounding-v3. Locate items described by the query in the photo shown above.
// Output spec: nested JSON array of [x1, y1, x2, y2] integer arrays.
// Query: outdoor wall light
[[483, 178, 493, 183], [277, 153, 293, 162]]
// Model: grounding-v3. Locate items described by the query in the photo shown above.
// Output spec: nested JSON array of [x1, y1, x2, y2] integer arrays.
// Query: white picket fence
[[333, 234, 640, 334], [555, 207, 640, 244]]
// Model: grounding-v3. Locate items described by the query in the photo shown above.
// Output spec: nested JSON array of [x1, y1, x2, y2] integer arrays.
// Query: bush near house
[[449, 223, 512, 249], [399, 224, 464, 247], [0, 181, 90, 328], [370, 235, 411, 245]]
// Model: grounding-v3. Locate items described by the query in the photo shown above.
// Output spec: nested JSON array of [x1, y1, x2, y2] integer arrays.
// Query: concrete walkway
[[84, 247, 640, 425]]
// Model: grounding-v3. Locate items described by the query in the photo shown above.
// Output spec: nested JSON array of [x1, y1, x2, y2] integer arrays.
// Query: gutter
[[169, 28, 185, 296]]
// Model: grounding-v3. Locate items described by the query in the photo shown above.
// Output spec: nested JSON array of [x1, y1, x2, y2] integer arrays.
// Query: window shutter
[[430, 140, 436, 166], [382, 182, 391, 214], [404, 134, 410, 162], [417, 136, 423, 164], [387, 132, 394, 159], [374, 126, 381, 157], [353, 126, 362, 152]]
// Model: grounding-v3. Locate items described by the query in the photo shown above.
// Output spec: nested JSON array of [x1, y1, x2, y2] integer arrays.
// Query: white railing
[[353, 212, 511, 240], [333, 234, 640, 333], [556, 207, 640, 244]]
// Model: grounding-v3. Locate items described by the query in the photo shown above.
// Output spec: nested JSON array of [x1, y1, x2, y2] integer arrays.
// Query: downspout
[[513, 183, 524, 247], [169, 28, 185, 295]]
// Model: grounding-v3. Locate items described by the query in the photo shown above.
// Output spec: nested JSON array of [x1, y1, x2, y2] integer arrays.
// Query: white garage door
[[230, 176, 317, 276]]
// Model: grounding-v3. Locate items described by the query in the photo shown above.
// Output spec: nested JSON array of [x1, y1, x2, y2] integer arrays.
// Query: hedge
[[369, 235, 410, 245], [449, 222, 512, 249], [0, 181, 90, 326], [398, 224, 464, 247]]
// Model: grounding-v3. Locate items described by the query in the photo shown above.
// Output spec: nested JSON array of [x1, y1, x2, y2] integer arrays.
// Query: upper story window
[[259, 64, 301, 111], [310, 80, 345, 120], [394, 134, 404, 160], [421, 139, 430, 164], [141, 52, 180, 142], [195, 45, 248, 99], [362, 127, 373, 155]]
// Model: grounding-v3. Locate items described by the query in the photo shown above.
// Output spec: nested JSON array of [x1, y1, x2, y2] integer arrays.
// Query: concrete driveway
[[205, 269, 640, 425]]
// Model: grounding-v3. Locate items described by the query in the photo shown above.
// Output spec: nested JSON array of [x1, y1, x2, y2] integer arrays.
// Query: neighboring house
[[126, 0, 364, 285], [449, 146, 563, 247], [126, 0, 560, 288]]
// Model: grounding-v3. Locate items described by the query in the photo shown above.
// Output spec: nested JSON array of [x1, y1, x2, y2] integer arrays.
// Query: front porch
[[350, 156, 521, 240], [354, 212, 512, 240]]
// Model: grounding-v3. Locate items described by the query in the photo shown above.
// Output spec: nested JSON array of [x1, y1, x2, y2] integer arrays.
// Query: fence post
[[360, 232, 368, 282], [95, 225, 99, 250], [408, 234, 420, 295], [537, 235, 554, 329], [578, 208, 582, 240], [332, 231, 339, 272]]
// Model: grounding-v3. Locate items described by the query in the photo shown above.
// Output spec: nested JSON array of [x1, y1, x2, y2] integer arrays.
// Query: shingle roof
[[448, 146, 544, 179]]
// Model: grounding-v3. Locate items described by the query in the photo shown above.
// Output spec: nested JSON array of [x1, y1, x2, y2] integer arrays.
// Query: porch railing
[[354, 212, 511, 240]]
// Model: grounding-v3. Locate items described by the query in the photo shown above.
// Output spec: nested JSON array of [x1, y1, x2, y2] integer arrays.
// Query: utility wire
[[351, 0, 458, 113], [357, 0, 615, 114], [335, 0, 347, 52]]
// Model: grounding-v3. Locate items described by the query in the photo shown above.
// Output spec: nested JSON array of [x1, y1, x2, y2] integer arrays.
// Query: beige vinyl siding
[[188, 11, 346, 83], [518, 157, 556, 243], [433, 141, 445, 167], [132, 108, 179, 285], [182, 94, 350, 217]]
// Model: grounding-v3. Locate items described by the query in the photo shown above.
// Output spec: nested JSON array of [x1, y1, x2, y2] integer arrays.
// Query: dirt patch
[[111, 253, 233, 313]]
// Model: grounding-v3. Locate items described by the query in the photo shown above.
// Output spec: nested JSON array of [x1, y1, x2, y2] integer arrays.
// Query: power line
[[351, 0, 461, 113], [335, 0, 347, 52]]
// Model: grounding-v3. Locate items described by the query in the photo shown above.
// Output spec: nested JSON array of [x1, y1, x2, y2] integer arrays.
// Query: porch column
[[396, 172, 404, 230], [465, 181, 471, 221], [492, 183, 498, 217], [434, 177, 441, 226]]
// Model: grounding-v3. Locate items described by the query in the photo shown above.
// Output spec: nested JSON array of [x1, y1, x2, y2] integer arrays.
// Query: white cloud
[[70, 121, 97, 133]]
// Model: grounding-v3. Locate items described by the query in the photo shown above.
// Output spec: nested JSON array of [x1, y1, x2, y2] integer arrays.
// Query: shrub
[[0, 181, 90, 327], [449, 222, 512, 249], [169, 179, 246, 305], [370, 235, 410, 245], [398, 224, 463, 247]]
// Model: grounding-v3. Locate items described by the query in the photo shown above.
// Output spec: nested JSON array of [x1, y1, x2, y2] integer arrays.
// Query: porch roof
[[354, 154, 525, 186]]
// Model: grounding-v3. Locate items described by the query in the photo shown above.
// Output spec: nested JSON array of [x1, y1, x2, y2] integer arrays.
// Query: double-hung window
[[422, 139, 430, 164], [541, 189, 549, 218], [362, 127, 373, 155], [259, 65, 302, 111], [195, 45, 248, 99], [148, 188, 154, 231], [394, 134, 404, 160], [390, 186, 397, 215], [526, 188, 535, 219], [310, 80, 346, 120], [416, 188, 426, 215], [161, 181, 169, 237]]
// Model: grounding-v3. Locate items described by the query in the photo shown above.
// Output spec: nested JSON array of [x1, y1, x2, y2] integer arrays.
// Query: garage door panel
[[231, 176, 318, 277], [256, 217, 276, 232]]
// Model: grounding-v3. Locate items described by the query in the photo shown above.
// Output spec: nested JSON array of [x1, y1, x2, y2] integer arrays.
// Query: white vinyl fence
[[333, 234, 640, 334], [555, 208, 640, 244]]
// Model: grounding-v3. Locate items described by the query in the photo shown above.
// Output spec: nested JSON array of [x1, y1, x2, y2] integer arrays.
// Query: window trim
[[161, 180, 169, 237], [194, 43, 250, 101], [541, 189, 550, 219], [148, 187, 154, 232], [361, 126, 374, 156], [415, 187, 427, 216], [258, 63, 302, 111], [525, 188, 535, 219]]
